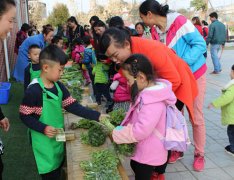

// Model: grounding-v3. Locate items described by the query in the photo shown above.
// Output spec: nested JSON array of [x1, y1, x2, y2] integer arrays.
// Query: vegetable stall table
[[64, 93, 131, 180]]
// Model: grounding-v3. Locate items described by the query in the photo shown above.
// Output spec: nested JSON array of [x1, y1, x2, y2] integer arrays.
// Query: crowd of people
[[0, 0, 233, 180]]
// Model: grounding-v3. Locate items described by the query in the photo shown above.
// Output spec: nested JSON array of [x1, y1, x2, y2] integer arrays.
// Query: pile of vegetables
[[71, 119, 108, 147], [60, 64, 84, 102], [80, 149, 121, 180]]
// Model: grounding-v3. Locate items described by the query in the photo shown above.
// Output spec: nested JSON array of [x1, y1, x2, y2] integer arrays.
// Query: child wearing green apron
[[20, 45, 105, 180], [24, 44, 41, 91]]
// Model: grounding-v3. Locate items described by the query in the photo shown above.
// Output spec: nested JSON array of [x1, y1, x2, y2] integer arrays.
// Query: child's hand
[[0, 117, 10, 132], [44, 126, 57, 138], [208, 103, 214, 109]]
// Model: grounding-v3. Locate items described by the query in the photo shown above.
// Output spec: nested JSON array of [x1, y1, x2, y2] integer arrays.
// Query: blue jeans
[[227, 125, 234, 151], [210, 44, 222, 72]]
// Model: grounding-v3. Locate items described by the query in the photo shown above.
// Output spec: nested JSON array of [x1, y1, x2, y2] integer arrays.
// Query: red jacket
[[113, 73, 131, 102], [131, 37, 198, 122]]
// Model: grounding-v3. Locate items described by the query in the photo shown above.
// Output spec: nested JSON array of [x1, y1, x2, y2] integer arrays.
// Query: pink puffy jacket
[[113, 79, 177, 166], [113, 73, 131, 102]]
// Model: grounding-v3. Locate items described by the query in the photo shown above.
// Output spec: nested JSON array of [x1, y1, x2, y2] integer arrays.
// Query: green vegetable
[[113, 143, 136, 157], [100, 118, 115, 133], [87, 125, 107, 147], [101, 118, 136, 157], [70, 119, 95, 130], [109, 108, 125, 127], [79, 123, 108, 147], [80, 132, 89, 145], [80, 149, 121, 180]]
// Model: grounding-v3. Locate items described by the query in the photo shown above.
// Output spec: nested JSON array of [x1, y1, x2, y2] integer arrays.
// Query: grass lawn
[[0, 81, 40, 180]]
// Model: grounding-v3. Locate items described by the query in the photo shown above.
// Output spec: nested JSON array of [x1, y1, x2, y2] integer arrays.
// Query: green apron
[[30, 78, 64, 174], [29, 63, 41, 82]]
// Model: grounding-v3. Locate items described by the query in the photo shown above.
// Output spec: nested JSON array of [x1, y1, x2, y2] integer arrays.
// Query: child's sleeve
[[113, 103, 164, 144], [212, 87, 234, 108], [19, 88, 47, 133], [59, 82, 100, 120], [103, 64, 109, 71], [24, 65, 30, 91]]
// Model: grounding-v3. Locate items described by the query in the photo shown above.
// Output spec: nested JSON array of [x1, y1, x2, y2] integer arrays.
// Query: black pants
[[130, 159, 168, 180], [0, 156, 3, 180], [95, 83, 112, 104], [87, 68, 97, 97], [227, 125, 234, 151]]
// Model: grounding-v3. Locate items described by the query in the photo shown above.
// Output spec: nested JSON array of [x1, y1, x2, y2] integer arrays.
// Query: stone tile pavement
[[126, 50, 234, 180]]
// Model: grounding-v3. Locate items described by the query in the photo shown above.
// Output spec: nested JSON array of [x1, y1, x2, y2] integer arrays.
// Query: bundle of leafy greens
[[101, 118, 136, 157], [108, 108, 125, 127], [80, 149, 121, 180]]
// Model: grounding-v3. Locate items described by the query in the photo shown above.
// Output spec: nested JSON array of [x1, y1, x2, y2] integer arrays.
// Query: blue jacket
[[13, 34, 45, 82], [157, 12, 206, 73], [82, 45, 96, 69]]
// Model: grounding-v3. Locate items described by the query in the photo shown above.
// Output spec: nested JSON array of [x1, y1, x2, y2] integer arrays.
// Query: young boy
[[24, 44, 41, 91], [51, 35, 64, 49], [82, 36, 96, 86], [20, 45, 103, 180]]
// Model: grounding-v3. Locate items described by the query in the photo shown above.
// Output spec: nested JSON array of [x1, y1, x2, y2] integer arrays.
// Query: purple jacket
[[113, 79, 177, 166], [113, 73, 131, 102]]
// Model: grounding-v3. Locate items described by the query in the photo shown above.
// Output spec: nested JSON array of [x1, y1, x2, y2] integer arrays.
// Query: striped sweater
[[156, 12, 207, 78]]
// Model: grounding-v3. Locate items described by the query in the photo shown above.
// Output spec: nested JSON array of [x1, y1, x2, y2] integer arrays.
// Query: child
[[110, 72, 131, 113], [208, 64, 234, 155], [71, 37, 85, 64], [92, 54, 114, 110], [82, 36, 96, 90], [51, 35, 64, 49], [111, 54, 176, 180], [20, 45, 105, 180], [24, 44, 41, 91]]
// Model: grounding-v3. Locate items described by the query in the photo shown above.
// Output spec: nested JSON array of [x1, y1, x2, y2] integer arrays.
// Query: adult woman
[[139, 0, 207, 171], [67, 16, 84, 44], [0, 0, 16, 177], [135, 22, 152, 39], [100, 27, 197, 127], [13, 24, 54, 82], [57, 24, 69, 39], [192, 17, 203, 36], [14, 23, 31, 54]]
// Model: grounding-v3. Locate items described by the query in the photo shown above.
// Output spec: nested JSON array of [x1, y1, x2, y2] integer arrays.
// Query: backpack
[[154, 105, 191, 152]]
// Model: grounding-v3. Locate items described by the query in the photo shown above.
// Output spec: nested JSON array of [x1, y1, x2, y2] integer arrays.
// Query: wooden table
[[64, 94, 130, 180]]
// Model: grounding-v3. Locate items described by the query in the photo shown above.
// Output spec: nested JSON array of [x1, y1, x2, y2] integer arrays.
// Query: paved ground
[[0, 50, 233, 180], [125, 50, 234, 180]]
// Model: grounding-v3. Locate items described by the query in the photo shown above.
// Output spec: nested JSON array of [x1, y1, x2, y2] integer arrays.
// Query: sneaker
[[225, 145, 234, 156], [150, 172, 165, 180], [193, 154, 205, 172], [168, 151, 184, 164]]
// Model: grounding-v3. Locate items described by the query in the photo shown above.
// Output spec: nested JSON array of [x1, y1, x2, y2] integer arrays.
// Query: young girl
[[110, 71, 131, 113], [208, 64, 234, 155], [112, 54, 177, 180], [71, 38, 91, 86]]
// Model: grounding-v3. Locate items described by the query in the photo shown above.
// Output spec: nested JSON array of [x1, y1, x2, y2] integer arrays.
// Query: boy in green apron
[[20, 45, 104, 180], [24, 44, 41, 91]]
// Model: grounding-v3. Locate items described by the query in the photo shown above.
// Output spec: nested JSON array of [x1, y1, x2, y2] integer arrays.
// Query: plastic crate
[[0, 82, 11, 104]]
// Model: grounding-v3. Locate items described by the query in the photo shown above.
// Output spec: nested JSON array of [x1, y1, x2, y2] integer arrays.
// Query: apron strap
[[37, 78, 59, 100]]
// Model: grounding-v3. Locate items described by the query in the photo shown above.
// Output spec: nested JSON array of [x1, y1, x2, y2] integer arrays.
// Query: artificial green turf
[[0, 81, 40, 180]]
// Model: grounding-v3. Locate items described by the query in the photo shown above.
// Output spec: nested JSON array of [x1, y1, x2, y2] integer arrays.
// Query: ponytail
[[139, 0, 169, 17]]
